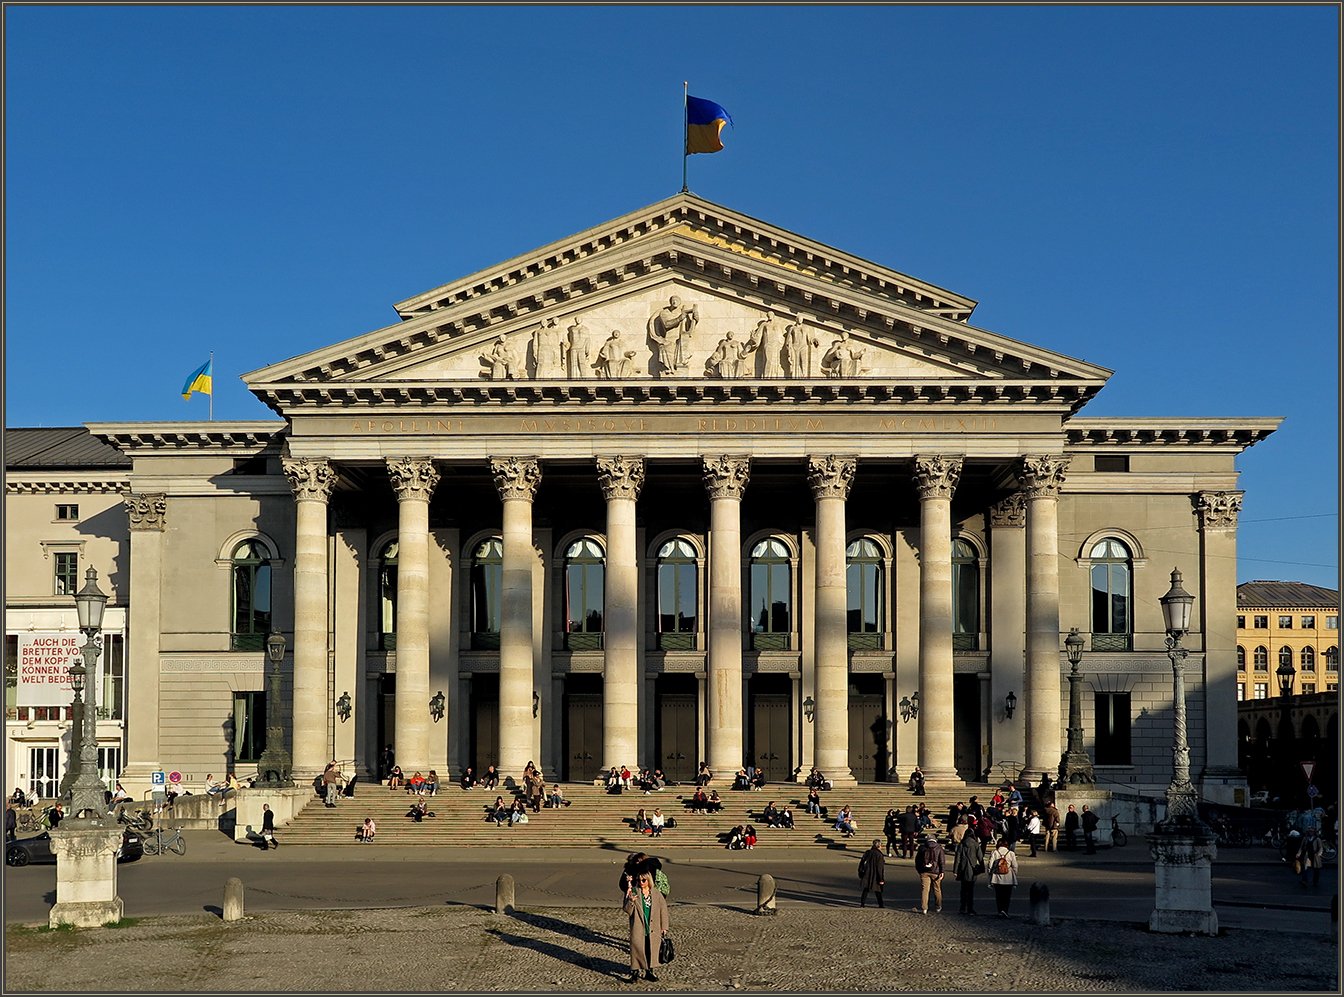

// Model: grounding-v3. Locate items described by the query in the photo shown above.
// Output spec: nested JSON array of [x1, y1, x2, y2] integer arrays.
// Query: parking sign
[[151, 771, 165, 785]]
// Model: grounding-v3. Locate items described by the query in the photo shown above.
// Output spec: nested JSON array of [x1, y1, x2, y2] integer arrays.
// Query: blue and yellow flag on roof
[[181, 358, 213, 399], [686, 96, 733, 155]]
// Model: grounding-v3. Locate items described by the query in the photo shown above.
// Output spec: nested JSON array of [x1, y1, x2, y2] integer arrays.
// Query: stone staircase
[[275, 780, 1005, 850]]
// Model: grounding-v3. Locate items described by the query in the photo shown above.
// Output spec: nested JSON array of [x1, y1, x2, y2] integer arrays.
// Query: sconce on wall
[[803, 696, 815, 724], [1003, 691, 1017, 721], [532, 690, 540, 718], [899, 691, 920, 724], [429, 691, 446, 723], [336, 692, 352, 723]]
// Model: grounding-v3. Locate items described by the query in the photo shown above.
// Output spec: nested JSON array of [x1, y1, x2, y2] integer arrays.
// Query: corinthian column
[[913, 454, 963, 781], [598, 456, 645, 774], [1194, 490, 1246, 803], [387, 457, 441, 775], [119, 493, 167, 794], [808, 455, 857, 784], [282, 457, 338, 779], [491, 457, 541, 784], [703, 456, 750, 779], [1020, 454, 1070, 778]]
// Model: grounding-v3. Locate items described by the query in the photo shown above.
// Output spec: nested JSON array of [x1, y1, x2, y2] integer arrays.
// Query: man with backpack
[[913, 833, 945, 915]]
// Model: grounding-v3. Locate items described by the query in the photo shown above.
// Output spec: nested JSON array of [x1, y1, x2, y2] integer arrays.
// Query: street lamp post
[[66, 569, 110, 823], [256, 632, 294, 787], [58, 661, 86, 800], [1058, 628, 1095, 785], [1276, 654, 1296, 801], [1157, 568, 1200, 822]]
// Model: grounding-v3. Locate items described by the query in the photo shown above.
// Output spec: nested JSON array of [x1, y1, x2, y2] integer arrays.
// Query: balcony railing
[[952, 633, 980, 651], [657, 633, 696, 651], [847, 633, 882, 651], [231, 633, 266, 652], [752, 633, 789, 652], [566, 633, 604, 652], [1091, 633, 1132, 652]]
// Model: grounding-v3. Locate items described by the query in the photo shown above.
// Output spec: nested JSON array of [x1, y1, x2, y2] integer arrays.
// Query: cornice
[[5, 478, 131, 495], [85, 422, 287, 452], [1064, 417, 1282, 450]]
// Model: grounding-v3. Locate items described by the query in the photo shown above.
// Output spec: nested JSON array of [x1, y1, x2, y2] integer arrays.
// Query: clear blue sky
[[5, 6, 1338, 588]]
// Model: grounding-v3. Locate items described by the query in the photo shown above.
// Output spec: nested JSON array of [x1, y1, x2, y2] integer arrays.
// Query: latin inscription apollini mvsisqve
[[314, 414, 1033, 436]]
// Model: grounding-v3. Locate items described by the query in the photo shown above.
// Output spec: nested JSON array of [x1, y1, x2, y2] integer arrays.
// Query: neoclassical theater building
[[14, 195, 1281, 801]]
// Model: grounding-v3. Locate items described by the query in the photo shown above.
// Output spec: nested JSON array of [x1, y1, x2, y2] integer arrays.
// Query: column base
[[50, 898, 124, 929], [1149, 908, 1219, 935]]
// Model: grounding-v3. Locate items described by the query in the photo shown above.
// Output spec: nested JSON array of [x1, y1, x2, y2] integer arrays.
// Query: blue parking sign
[[151, 771, 165, 785]]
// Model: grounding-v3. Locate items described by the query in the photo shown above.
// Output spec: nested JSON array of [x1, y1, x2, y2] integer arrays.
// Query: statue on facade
[[820, 331, 868, 378], [597, 330, 637, 379], [785, 315, 822, 377], [565, 316, 591, 379], [707, 330, 756, 378], [749, 312, 788, 378], [531, 317, 565, 378], [482, 335, 521, 380], [647, 295, 698, 375]]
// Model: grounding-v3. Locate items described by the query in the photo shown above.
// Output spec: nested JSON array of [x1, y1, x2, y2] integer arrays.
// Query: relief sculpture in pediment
[[481, 335, 523, 381], [532, 317, 565, 378], [647, 295, 698, 376], [785, 315, 823, 377], [707, 329, 756, 378], [597, 329, 639, 379], [565, 316, 592, 379], [820, 331, 870, 378]]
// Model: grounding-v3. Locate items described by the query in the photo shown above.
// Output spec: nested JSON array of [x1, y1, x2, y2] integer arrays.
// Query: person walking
[[1044, 802, 1061, 852], [1064, 804, 1080, 850], [623, 870, 670, 983], [883, 809, 899, 857], [899, 805, 920, 859], [1298, 826, 1326, 887], [858, 839, 886, 908], [953, 822, 984, 915], [4, 803, 16, 842], [1081, 805, 1100, 854], [914, 833, 945, 915], [1024, 809, 1042, 858], [261, 803, 277, 848], [988, 837, 1019, 917]]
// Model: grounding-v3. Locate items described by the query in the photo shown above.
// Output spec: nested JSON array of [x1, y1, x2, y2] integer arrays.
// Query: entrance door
[[29, 746, 59, 799], [470, 673, 499, 774], [749, 674, 791, 782], [377, 673, 396, 772], [953, 674, 981, 781], [848, 674, 888, 782], [656, 674, 697, 782], [564, 674, 603, 782]]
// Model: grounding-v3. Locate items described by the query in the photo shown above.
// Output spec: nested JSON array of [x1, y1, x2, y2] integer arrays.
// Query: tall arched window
[[1325, 646, 1339, 672], [1279, 646, 1293, 668], [1253, 646, 1268, 670], [1089, 538, 1132, 651], [750, 538, 792, 651], [1236, 646, 1246, 669], [565, 538, 605, 650], [1301, 645, 1316, 672], [657, 538, 698, 650], [846, 538, 884, 650], [378, 540, 398, 651], [952, 538, 981, 650], [231, 540, 272, 651], [471, 538, 503, 650]]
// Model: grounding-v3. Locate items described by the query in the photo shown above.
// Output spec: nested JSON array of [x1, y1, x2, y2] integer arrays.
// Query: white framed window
[[1253, 683, 1268, 700]]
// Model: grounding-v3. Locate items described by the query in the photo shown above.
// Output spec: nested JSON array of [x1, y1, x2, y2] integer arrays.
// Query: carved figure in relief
[[482, 335, 521, 381], [532, 317, 565, 378], [565, 317, 591, 379], [750, 312, 788, 378], [647, 295, 698, 375], [820, 331, 868, 378], [707, 330, 756, 378], [597, 330, 637, 379], [786, 316, 823, 377]]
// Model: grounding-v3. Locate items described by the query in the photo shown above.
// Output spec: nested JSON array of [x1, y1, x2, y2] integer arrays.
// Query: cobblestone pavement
[[4, 904, 1337, 993]]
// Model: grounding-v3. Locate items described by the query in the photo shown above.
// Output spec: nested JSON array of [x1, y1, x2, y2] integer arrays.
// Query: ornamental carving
[[820, 331, 869, 378], [702, 455, 751, 500], [531, 318, 566, 379], [282, 457, 338, 502], [1193, 490, 1243, 531], [596, 456, 645, 502], [566, 316, 592, 379], [123, 492, 167, 531], [482, 335, 523, 381], [386, 457, 441, 503], [1018, 454, 1071, 498], [490, 457, 541, 502], [807, 455, 857, 501], [912, 455, 963, 501], [749, 312, 789, 378], [785, 315, 824, 378], [647, 296, 698, 375], [706, 330, 755, 378], [597, 330, 638, 379], [988, 492, 1028, 528]]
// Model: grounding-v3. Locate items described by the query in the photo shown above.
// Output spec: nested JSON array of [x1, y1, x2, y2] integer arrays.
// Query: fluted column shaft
[[283, 457, 338, 779], [598, 457, 644, 774], [388, 458, 440, 776], [914, 455, 963, 781], [809, 456, 856, 782], [120, 494, 166, 793], [1021, 455, 1069, 776], [492, 457, 541, 783], [703, 456, 750, 778]]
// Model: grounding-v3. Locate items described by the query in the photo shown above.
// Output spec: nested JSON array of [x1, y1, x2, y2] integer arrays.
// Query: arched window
[[1090, 539, 1132, 651], [378, 540, 398, 651], [657, 538, 698, 650], [1301, 645, 1316, 672], [952, 538, 981, 651], [1236, 646, 1246, 669], [750, 538, 792, 651], [231, 540, 272, 651], [1253, 645, 1268, 670], [1279, 646, 1293, 668], [1326, 646, 1339, 672], [565, 538, 605, 650], [471, 538, 503, 650], [846, 538, 884, 650]]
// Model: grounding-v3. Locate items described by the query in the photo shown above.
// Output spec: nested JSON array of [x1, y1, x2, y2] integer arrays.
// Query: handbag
[[658, 933, 676, 964]]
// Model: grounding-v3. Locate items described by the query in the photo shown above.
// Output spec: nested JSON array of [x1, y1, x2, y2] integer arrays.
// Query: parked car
[[5, 829, 144, 867]]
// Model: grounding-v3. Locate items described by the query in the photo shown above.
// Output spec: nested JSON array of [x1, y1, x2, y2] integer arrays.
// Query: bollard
[[1028, 881, 1050, 926], [756, 874, 776, 915], [495, 874, 515, 915], [223, 877, 245, 922]]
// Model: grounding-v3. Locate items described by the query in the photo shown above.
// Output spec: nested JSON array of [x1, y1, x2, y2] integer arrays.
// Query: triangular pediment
[[243, 195, 1111, 404]]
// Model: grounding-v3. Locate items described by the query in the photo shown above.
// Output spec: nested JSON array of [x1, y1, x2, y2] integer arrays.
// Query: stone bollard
[[495, 874, 515, 915], [1028, 881, 1050, 926], [756, 874, 777, 915], [223, 877, 245, 922]]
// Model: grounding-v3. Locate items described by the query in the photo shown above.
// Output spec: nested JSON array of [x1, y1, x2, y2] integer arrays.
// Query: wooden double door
[[749, 674, 793, 783]]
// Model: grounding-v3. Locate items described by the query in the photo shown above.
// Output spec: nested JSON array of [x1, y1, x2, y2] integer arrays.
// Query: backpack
[[994, 852, 1010, 876], [654, 868, 670, 897]]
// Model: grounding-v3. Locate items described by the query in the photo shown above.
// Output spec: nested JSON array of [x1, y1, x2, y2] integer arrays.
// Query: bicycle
[[14, 807, 44, 835], [114, 803, 154, 832], [142, 825, 186, 856], [1110, 814, 1127, 848]]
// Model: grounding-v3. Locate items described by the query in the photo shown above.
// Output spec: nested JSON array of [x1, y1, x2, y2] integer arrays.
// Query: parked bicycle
[[142, 825, 186, 856], [13, 807, 44, 835], [1110, 814, 1127, 848], [114, 803, 154, 832]]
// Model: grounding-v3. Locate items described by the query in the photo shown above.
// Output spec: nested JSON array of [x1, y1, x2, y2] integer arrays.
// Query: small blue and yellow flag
[[686, 96, 733, 155], [181, 359, 213, 400]]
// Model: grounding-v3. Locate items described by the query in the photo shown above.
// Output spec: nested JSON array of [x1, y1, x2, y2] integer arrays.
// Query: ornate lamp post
[[1276, 653, 1296, 799], [256, 632, 293, 786], [58, 660, 86, 800], [1058, 628, 1095, 785], [1157, 568, 1200, 823], [66, 569, 110, 823]]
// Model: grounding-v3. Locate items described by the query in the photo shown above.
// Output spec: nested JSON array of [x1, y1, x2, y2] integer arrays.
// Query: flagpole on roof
[[681, 82, 689, 193], [209, 351, 214, 422]]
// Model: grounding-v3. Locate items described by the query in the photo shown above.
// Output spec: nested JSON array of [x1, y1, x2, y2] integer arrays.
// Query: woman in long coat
[[622, 871, 670, 982], [953, 820, 984, 915]]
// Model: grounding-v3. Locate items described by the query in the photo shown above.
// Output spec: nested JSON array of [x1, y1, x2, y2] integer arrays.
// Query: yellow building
[[1236, 581, 1339, 700]]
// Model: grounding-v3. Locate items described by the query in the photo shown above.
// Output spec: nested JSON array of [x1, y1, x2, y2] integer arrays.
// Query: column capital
[[282, 456, 338, 502], [807, 455, 857, 501], [702, 455, 751, 501], [386, 457, 441, 503], [123, 493, 167, 531], [596, 455, 645, 502], [1018, 454, 1071, 498], [988, 491, 1027, 528], [912, 454, 963, 500], [491, 456, 541, 502], [1193, 490, 1243, 531]]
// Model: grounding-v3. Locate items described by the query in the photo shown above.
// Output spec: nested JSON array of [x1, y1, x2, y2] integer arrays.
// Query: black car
[[6, 828, 144, 866]]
